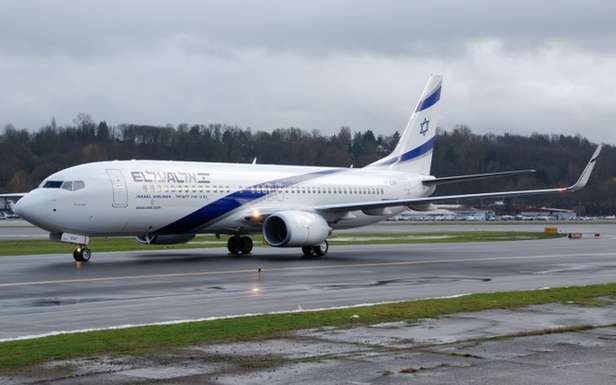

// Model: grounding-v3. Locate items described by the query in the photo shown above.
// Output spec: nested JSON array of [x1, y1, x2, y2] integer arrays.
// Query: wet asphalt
[[0, 223, 615, 340]]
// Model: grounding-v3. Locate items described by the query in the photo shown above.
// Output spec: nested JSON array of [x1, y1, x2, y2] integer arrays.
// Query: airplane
[[12, 75, 602, 262]]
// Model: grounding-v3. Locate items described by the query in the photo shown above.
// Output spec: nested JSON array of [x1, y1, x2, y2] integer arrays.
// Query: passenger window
[[61, 181, 73, 191]]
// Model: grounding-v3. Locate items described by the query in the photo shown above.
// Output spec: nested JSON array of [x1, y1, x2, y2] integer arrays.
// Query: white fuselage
[[16, 160, 435, 237]]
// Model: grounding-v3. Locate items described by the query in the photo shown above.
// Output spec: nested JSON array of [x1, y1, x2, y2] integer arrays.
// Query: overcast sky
[[1, 0, 615, 143]]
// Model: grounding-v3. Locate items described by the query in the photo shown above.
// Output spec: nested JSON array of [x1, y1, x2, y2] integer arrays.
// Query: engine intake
[[263, 211, 330, 247], [136, 233, 195, 245]]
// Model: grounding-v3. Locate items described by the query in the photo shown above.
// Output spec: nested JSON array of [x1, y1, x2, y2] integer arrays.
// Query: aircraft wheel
[[301, 246, 317, 258], [73, 246, 91, 262], [239, 236, 253, 254], [73, 248, 83, 262], [302, 241, 328, 258], [227, 236, 241, 255], [81, 247, 92, 262], [314, 240, 328, 257]]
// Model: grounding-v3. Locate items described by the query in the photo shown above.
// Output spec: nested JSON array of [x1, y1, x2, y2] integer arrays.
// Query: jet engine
[[263, 211, 330, 247], [136, 233, 196, 245]]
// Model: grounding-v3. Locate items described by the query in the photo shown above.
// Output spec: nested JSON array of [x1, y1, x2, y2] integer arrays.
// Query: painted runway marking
[[2, 251, 616, 288]]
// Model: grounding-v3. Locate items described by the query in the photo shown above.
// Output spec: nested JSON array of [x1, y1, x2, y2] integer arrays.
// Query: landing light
[[251, 287, 261, 293]]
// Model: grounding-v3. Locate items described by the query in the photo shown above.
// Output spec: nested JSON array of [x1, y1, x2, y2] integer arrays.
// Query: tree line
[[1, 116, 614, 214]]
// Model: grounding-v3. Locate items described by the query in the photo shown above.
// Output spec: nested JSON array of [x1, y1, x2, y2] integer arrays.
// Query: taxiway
[[0, 228, 615, 340]]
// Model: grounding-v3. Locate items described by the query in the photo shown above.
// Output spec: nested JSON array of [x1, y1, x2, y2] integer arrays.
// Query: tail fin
[[366, 74, 442, 175]]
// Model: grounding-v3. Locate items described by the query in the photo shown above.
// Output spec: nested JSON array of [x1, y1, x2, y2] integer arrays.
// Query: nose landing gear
[[73, 246, 92, 262], [227, 235, 253, 256]]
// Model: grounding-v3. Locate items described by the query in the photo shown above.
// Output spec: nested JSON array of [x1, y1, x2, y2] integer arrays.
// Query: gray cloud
[[1, 1, 615, 143]]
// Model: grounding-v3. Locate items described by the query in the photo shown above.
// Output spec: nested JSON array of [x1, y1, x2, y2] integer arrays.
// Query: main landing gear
[[227, 235, 253, 256], [302, 240, 329, 258], [73, 246, 92, 262]]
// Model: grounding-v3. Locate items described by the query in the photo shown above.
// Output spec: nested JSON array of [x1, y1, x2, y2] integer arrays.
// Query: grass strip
[[0, 282, 614, 371], [0, 231, 563, 256], [329, 231, 563, 245]]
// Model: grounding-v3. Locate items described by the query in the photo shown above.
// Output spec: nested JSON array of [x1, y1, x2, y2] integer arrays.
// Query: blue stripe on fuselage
[[155, 168, 342, 234]]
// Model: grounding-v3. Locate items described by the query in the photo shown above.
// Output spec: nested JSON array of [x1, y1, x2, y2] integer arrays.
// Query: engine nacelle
[[136, 233, 195, 245], [263, 211, 330, 247]]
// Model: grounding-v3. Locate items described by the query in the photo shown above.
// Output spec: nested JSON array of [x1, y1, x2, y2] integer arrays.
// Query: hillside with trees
[[1, 116, 614, 215]]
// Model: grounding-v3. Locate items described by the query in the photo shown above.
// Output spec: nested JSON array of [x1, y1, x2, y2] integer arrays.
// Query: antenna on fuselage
[[252, 157, 257, 165]]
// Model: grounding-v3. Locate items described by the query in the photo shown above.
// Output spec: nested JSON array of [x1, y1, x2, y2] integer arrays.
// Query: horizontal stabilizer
[[423, 169, 536, 186]]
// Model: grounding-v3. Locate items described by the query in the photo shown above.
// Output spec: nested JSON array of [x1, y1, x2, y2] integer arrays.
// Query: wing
[[422, 169, 536, 186], [316, 145, 602, 213]]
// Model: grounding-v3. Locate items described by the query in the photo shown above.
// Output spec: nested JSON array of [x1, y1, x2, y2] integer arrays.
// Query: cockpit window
[[43, 181, 63, 188], [42, 180, 86, 191]]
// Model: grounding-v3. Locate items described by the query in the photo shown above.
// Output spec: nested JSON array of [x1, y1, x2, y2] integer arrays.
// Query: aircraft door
[[106, 169, 129, 208]]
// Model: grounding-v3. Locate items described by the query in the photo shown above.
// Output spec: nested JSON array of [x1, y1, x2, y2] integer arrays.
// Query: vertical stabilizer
[[366, 74, 442, 175]]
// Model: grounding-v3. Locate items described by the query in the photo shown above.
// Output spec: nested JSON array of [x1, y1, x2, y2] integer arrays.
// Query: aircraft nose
[[13, 194, 32, 220], [14, 190, 65, 233], [14, 191, 50, 226]]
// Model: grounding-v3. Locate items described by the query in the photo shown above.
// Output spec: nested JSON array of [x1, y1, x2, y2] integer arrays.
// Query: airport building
[[0, 195, 21, 217], [518, 207, 577, 220], [392, 208, 495, 221]]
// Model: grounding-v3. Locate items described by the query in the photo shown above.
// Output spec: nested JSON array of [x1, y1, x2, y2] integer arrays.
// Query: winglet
[[568, 144, 602, 192]]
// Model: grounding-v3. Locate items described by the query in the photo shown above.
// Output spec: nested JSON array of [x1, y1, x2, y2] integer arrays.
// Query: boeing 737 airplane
[[10, 75, 602, 262]]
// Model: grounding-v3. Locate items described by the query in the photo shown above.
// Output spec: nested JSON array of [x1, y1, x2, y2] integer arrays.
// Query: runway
[[0, 220, 48, 240], [1, 228, 615, 340]]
